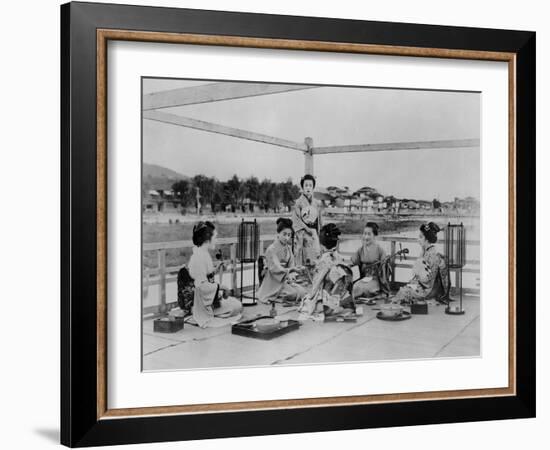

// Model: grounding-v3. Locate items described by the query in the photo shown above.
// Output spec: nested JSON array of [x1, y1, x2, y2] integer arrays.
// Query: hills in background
[[143, 163, 188, 192]]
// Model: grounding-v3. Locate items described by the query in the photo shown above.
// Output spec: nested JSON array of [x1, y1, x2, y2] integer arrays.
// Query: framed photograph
[[61, 2, 535, 447]]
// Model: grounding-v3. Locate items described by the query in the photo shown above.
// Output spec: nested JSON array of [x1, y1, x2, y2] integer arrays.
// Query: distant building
[[454, 196, 480, 213], [417, 200, 432, 210], [143, 189, 180, 213], [354, 186, 379, 199], [314, 190, 333, 207]]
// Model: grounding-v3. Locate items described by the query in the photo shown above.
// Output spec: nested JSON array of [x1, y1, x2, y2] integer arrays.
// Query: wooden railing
[[142, 234, 480, 316]]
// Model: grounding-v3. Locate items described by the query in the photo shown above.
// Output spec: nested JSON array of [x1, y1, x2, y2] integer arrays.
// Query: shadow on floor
[[34, 428, 59, 444]]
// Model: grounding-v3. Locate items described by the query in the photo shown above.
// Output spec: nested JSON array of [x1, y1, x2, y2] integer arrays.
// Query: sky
[[142, 78, 481, 202]]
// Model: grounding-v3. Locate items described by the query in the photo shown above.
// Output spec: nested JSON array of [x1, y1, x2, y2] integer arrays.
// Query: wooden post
[[158, 249, 167, 313], [390, 240, 396, 285], [230, 243, 237, 296], [195, 186, 201, 215], [304, 136, 314, 175]]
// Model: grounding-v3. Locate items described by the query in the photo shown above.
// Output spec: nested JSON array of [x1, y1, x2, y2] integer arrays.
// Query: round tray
[[445, 306, 466, 315], [376, 311, 412, 321]]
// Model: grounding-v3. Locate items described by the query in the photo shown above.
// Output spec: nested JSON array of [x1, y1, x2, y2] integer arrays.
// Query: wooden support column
[[390, 240, 396, 285], [158, 249, 167, 313], [304, 137, 314, 175], [230, 244, 237, 296]]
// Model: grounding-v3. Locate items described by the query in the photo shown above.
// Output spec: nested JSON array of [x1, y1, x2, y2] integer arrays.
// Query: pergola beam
[[143, 110, 308, 152], [312, 138, 480, 155], [143, 82, 317, 111]]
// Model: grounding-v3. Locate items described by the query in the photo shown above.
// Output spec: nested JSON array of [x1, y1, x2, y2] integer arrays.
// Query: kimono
[[392, 244, 450, 304], [188, 245, 242, 328], [257, 239, 307, 304], [299, 249, 354, 317], [350, 241, 387, 298], [292, 194, 321, 266]]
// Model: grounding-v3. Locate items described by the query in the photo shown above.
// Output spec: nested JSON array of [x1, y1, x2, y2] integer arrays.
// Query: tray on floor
[[376, 311, 412, 321], [324, 314, 359, 323], [232, 316, 301, 340]]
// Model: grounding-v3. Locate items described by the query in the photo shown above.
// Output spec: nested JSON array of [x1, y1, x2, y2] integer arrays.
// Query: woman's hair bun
[[428, 222, 441, 233], [420, 222, 441, 244], [192, 221, 215, 246], [320, 223, 341, 250], [276, 217, 293, 233], [365, 221, 379, 236]]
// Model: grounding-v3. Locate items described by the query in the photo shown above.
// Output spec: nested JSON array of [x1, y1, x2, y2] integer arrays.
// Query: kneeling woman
[[257, 218, 307, 304], [188, 221, 243, 328], [392, 222, 450, 304], [300, 223, 355, 318], [351, 222, 387, 299]]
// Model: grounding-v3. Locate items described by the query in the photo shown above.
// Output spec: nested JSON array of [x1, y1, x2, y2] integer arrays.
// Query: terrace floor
[[142, 295, 480, 371]]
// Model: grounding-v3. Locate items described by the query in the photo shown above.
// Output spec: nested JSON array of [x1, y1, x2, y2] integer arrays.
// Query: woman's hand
[[219, 285, 231, 298]]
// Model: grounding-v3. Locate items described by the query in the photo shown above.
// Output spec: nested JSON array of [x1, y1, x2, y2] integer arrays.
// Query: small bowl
[[379, 304, 404, 318], [255, 318, 281, 333]]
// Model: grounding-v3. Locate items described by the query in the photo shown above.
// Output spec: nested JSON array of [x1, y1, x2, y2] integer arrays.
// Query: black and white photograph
[[0, 0, 543, 447], [141, 78, 481, 371]]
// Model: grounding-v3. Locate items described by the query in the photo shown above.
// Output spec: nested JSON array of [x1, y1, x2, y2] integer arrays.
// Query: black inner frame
[[61, 2, 536, 447]]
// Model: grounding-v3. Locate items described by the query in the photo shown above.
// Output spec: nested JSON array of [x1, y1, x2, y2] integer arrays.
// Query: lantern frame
[[237, 219, 260, 305], [445, 223, 467, 315]]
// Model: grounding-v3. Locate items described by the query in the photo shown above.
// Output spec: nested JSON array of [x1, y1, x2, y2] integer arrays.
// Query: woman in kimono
[[188, 221, 243, 328], [299, 223, 355, 318], [350, 222, 387, 299], [392, 222, 450, 304], [257, 218, 307, 304], [292, 174, 321, 267]]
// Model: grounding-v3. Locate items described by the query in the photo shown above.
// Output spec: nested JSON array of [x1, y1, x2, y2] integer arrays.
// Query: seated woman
[[350, 222, 387, 299], [188, 221, 243, 328], [257, 218, 307, 304], [392, 222, 450, 304], [299, 223, 355, 318]]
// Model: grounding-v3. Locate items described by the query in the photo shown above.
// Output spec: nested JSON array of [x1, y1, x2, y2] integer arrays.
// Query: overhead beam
[[312, 138, 480, 155], [143, 82, 317, 110], [143, 110, 307, 152]]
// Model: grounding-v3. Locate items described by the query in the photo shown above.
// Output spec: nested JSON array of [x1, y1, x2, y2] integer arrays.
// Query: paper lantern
[[445, 223, 466, 268], [237, 219, 260, 305], [237, 219, 260, 262], [444, 223, 466, 315]]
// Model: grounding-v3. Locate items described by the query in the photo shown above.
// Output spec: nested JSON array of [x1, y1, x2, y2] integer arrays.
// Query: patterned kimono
[[392, 244, 450, 303], [257, 239, 307, 303], [350, 241, 387, 298], [292, 194, 321, 266], [299, 249, 354, 317], [188, 246, 242, 328]]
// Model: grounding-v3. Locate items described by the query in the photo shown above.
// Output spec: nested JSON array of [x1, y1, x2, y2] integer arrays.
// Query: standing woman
[[392, 222, 450, 304], [188, 221, 243, 328], [292, 174, 321, 267], [257, 218, 307, 304]]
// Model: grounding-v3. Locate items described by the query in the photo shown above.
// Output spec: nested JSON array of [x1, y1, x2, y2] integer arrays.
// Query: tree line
[[172, 175, 301, 213]]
